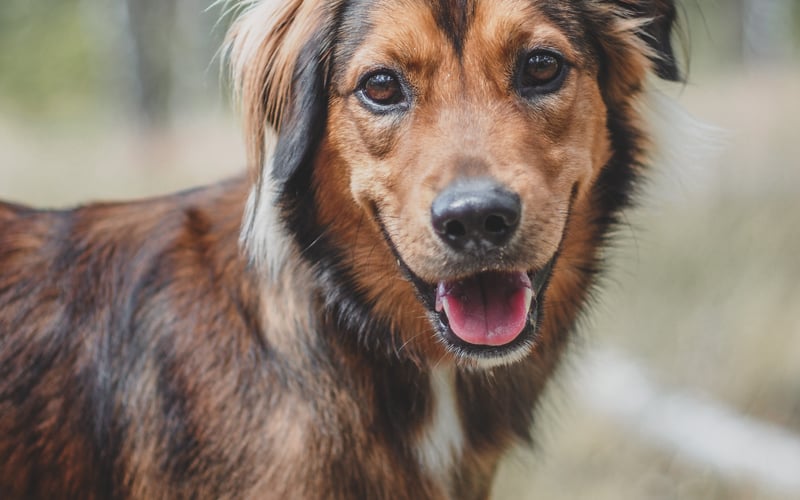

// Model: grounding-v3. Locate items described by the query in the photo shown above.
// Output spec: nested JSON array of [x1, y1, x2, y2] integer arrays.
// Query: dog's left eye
[[358, 71, 407, 110], [516, 50, 568, 98]]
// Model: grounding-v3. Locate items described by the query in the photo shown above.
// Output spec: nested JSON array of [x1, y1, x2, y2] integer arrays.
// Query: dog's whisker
[[299, 228, 331, 257], [397, 331, 426, 354]]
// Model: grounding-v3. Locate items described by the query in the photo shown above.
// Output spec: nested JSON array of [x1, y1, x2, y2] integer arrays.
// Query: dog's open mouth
[[426, 259, 555, 363], [435, 271, 533, 347]]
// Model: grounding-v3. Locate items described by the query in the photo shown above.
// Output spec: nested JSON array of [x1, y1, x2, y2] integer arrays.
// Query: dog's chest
[[415, 365, 464, 495]]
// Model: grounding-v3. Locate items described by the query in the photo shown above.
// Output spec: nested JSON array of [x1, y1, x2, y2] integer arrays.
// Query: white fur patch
[[239, 155, 294, 281], [416, 365, 464, 495], [472, 341, 535, 370], [232, 104, 294, 281]]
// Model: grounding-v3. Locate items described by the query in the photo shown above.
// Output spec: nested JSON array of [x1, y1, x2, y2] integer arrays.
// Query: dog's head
[[228, 0, 679, 368]]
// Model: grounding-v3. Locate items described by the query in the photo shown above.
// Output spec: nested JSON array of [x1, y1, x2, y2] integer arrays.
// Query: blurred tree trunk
[[171, 0, 228, 112], [120, 0, 177, 127], [741, 0, 793, 66]]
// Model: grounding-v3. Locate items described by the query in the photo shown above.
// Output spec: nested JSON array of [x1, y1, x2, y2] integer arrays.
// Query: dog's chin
[[407, 259, 556, 369]]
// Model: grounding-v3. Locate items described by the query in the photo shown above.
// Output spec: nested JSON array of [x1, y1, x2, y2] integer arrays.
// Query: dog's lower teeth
[[441, 295, 453, 320], [524, 287, 534, 314]]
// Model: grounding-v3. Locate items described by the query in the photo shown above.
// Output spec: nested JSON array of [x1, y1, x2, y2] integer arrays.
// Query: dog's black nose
[[431, 178, 521, 251]]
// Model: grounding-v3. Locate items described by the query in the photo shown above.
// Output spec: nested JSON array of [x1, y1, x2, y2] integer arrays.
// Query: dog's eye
[[517, 50, 567, 98], [358, 71, 407, 109]]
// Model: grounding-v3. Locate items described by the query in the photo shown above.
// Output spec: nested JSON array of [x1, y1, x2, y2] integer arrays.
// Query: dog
[[0, 0, 680, 498]]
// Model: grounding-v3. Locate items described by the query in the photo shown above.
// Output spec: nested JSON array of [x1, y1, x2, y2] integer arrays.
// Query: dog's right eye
[[357, 71, 407, 111]]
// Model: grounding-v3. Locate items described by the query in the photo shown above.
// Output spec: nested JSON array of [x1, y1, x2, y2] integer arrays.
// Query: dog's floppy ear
[[627, 0, 680, 81], [269, 36, 329, 194], [588, 0, 681, 102], [226, 0, 340, 191], [226, 1, 344, 270]]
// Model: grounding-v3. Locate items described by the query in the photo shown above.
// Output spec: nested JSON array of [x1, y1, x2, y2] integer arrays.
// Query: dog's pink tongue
[[435, 272, 533, 346]]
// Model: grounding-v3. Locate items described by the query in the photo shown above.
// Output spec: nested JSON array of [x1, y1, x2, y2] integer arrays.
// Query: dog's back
[[0, 197, 142, 497], [0, 180, 275, 498]]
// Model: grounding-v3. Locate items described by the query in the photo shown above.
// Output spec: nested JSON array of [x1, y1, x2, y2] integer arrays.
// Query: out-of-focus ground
[[1, 1, 799, 499]]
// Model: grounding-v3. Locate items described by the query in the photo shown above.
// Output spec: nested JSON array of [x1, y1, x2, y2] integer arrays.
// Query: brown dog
[[0, 0, 680, 498]]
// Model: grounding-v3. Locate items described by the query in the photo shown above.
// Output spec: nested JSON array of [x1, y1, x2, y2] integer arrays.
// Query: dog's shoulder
[[0, 178, 271, 498]]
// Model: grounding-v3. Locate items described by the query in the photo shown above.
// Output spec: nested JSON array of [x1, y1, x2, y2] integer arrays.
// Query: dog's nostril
[[445, 220, 467, 238], [484, 214, 509, 234]]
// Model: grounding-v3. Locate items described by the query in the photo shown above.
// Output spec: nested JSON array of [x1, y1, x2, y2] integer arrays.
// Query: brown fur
[[0, 1, 680, 498]]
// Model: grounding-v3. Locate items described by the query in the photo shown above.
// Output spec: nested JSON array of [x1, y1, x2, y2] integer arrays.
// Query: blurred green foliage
[[0, 0, 104, 114]]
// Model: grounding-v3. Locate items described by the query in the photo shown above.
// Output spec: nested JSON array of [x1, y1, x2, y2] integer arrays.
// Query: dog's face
[[230, 0, 678, 367], [326, 0, 609, 361]]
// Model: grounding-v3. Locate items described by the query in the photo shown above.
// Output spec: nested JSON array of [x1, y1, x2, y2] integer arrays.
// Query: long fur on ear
[[584, 0, 681, 104], [225, 0, 344, 271], [626, 0, 681, 81], [226, 0, 326, 177]]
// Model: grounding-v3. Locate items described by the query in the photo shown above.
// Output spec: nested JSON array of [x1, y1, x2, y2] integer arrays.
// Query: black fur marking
[[635, 0, 681, 81], [334, 0, 378, 79], [542, 1, 681, 82], [539, 3, 593, 57], [369, 356, 431, 462], [285, 189, 410, 361], [432, 0, 475, 56], [592, 107, 643, 234], [273, 41, 330, 192]]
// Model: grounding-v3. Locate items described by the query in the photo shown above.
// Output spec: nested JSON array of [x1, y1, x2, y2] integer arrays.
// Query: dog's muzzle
[[428, 178, 532, 347], [373, 177, 557, 363]]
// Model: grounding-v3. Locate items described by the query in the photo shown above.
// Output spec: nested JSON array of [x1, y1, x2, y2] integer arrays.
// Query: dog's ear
[[588, 0, 681, 102], [226, 1, 343, 269], [628, 0, 680, 81], [269, 37, 329, 194], [226, 1, 339, 191]]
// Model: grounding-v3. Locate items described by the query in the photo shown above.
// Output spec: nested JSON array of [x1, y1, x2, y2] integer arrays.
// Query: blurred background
[[0, 0, 798, 498]]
